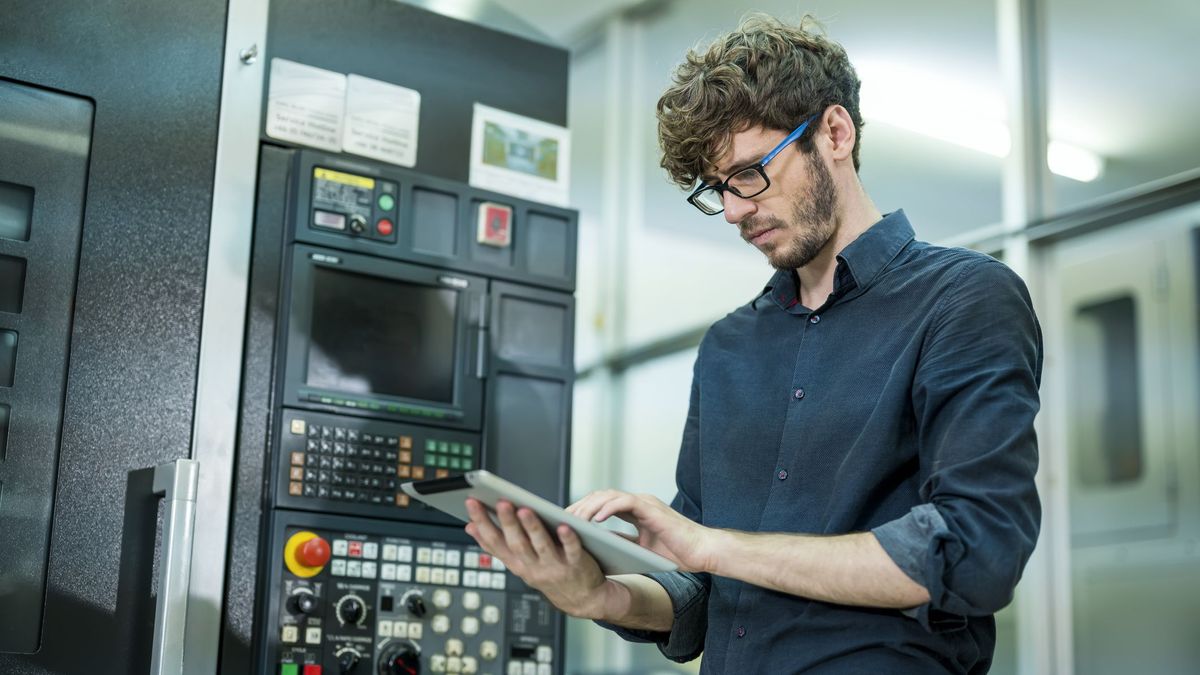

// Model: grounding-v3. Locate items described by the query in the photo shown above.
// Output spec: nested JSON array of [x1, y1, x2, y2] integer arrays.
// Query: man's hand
[[464, 498, 623, 620], [567, 490, 718, 573]]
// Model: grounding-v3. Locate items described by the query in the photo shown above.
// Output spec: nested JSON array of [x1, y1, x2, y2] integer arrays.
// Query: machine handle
[[150, 459, 200, 675]]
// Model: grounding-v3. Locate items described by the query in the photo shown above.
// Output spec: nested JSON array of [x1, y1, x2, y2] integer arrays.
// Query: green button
[[460, 458, 472, 470], [450, 458, 462, 470], [426, 439, 437, 452], [438, 441, 449, 453], [450, 443, 462, 455], [281, 665, 298, 675], [378, 193, 395, 211], [426, 455, 436, 466], [463, 444, 474, 457], [440, 456, 451, 468]]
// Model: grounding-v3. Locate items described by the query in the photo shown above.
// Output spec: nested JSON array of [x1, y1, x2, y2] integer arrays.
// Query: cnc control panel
[[264, 516, 559, 675]]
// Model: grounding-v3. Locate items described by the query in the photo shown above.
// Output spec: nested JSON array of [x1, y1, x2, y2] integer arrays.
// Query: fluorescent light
[[856, 60, 1104, 182], [1047, 140, 1104, 182]]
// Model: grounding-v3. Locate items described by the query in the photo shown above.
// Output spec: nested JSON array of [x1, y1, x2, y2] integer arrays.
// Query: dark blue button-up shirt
[[603, 211, 1042, 673]]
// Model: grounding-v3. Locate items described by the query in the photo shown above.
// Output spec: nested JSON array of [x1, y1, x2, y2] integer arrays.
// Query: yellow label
[[314, 167, 375, 190]]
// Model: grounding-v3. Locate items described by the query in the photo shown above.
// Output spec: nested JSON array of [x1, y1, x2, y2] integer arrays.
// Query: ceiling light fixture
[[855, 60, 1104, 182]]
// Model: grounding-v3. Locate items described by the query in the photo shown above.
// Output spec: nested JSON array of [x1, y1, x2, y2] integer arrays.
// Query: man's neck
[[795, 188, 882, 310]]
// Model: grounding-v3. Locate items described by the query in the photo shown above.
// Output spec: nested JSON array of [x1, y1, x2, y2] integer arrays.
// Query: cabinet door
[[0, 0, 226, 671], [1052, 236, 1176, 543]]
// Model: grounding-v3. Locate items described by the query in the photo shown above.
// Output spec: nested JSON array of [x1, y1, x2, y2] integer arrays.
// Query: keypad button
[[281, 625, 299, 643], [307, 424, 321, 438], [347, 429, 360, 442]]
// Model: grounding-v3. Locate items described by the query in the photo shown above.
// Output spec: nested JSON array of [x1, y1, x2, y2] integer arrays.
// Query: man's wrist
[[701, 528, 737, 576], [587, 577, 633, 623]]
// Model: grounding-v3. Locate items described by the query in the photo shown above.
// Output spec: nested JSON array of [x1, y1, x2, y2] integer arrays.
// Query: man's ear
[[821, 105, 856, 164]]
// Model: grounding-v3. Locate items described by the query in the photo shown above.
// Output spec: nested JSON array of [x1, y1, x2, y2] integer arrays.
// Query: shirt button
[[736, 626, 746, 638], [793, 388, 805, 400], [809, 314, 821, 324], [778, 469, 788, 480]]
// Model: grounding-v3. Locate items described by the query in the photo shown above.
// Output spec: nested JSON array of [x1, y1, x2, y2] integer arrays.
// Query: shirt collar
[[753, 210, 915, 311]]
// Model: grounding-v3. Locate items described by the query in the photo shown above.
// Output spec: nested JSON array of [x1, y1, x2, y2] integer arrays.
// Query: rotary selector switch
[[336, 646, 363, 674], [288, 588, 319, 617], [348, 214, 368, 235], [335, 594, 367, 627], [401, 590, 427, 618], [377, 640, 421, 675]]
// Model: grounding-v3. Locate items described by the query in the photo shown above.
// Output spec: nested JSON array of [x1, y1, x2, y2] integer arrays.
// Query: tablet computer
[[400, 470, 678, 576]]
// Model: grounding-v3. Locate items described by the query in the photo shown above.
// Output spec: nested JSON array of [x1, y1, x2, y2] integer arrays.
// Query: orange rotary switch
[[284, 531, 331, 578]]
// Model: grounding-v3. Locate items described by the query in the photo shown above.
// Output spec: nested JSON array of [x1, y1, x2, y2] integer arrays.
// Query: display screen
[[307, 266, 459, 404]]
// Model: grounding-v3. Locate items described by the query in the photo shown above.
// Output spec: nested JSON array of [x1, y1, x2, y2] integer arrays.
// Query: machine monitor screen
[[306, 266, 458, 404]]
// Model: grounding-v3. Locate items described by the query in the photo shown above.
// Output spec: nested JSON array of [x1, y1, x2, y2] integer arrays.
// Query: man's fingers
[[518, 508, 561, 562], [495, 500, 534, 558], [593, 495, 641, 523], [465, 499, 511, 559], [559, 524, 585, 566]]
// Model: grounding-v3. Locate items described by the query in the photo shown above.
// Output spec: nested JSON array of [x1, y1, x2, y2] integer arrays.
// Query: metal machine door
[[1050, 234, 1177, 543], [0, 0, 228, 671]]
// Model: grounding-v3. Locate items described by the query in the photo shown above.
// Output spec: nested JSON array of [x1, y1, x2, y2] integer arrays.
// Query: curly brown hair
[[656, 14, 864, 189]]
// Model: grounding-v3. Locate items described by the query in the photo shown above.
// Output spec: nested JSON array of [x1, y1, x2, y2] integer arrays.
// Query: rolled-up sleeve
[[874, 258, 1043, 632], [595, 570, 711, 662]]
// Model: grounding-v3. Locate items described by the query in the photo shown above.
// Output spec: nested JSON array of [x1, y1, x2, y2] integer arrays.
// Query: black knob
[[405, 593, 427, 618], [337, 647, 362, 674], [348, 214, 367, 234], [288, 589, 318, 616], [336, 595, 366, 626], [377, 641, 421, 675]]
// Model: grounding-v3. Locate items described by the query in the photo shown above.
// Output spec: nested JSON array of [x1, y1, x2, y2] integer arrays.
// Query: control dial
[[335, 594, 367, 627], [336, 647, 363, 674], [348, 214, 368, 234], [377, 640, 421, 675], [401, 590, 427, 618], [288, 588, 319, 617]]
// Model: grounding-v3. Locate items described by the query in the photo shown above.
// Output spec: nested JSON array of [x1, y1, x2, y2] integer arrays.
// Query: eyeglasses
[[686, 115, 819, 215]]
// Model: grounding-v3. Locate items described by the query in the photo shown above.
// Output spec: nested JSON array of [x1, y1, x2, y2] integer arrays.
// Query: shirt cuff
[[872, 504, 968, 632], [594, 571, 709, 663]]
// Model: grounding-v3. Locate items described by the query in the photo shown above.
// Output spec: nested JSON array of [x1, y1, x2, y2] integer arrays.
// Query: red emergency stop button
[[297, 536, 331, 567], [284, 531, 330, 578], [303, 665, 322, 675], [376, 219, 394, 236]]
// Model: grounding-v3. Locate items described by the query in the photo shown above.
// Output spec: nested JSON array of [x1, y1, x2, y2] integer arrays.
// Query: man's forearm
[[706, 530, 930, 608], [593, 574, 675, 632]]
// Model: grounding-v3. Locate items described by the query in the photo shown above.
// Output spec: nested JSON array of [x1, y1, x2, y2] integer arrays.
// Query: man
[[464, 14, 1041, 673]]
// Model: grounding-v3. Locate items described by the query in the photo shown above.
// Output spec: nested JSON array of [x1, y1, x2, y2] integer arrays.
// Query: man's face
[[712, 125, 839, 270]]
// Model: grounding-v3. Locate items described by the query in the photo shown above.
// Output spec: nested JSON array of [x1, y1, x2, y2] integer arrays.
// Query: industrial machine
[[0, 1, 576, 674]]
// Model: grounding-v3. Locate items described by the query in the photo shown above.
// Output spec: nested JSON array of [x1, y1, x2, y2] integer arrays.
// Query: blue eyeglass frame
[[687, 114, 819, 215]]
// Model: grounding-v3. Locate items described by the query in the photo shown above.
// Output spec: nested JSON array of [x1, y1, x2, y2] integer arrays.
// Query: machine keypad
[[283, 411, 480, 518]]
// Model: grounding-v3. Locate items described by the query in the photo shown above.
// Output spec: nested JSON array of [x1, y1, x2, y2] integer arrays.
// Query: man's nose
[[723, 191, 757, 225]]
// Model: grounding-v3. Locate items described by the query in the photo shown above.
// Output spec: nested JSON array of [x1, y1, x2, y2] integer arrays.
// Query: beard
[[743, 149, 838, 270]]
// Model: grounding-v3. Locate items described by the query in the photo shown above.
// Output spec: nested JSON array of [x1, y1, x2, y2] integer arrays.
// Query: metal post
[[183, 0, 269, 672], [997, 0, 1072, 673]]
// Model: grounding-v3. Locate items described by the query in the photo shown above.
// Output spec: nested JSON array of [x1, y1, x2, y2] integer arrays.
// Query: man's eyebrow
[[699, 149, 772, 184]]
